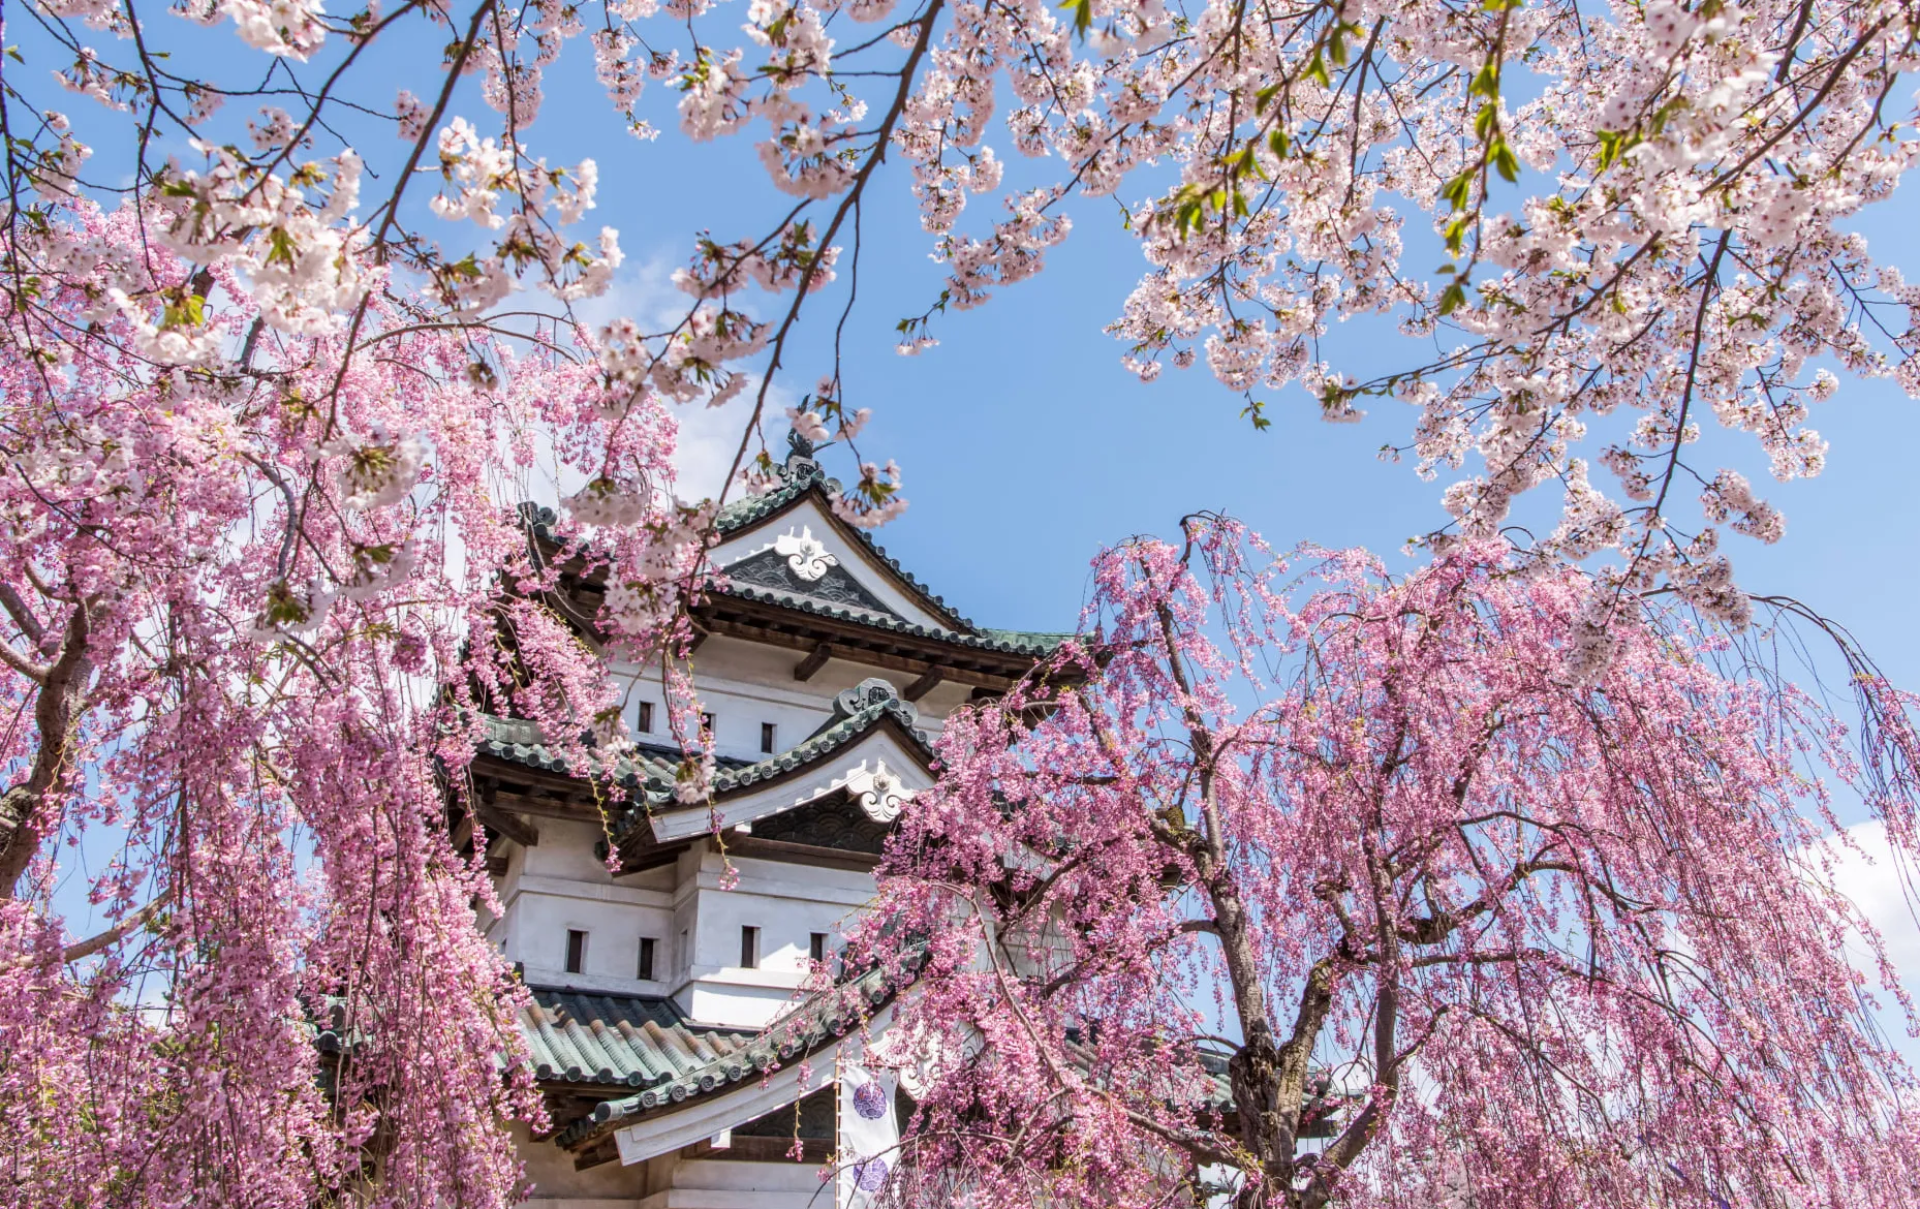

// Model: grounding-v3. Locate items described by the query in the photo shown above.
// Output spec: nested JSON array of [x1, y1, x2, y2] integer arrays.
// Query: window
[[810, 932, 828, 964], [680, 928, 690, 974], [638, 937, 657, 981], [701, 712, 715, 733], [637, 702, 654, 733], [565, 929, 588, 975], [740, 926, 760, 969], [761, 722, 777, 753]]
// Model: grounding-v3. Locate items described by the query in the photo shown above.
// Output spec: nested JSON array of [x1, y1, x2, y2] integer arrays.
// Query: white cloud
[[1819, 821, 1920, 976], [1809, 820, 1920, 1062], [563, 258, 798, 505]]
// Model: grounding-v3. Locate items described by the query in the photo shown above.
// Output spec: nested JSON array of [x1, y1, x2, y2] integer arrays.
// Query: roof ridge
[[606, 690, 931, 843], [516, 436, 1075, 648], [549, 950, 925, 1149], [710, 446, 976, 632]]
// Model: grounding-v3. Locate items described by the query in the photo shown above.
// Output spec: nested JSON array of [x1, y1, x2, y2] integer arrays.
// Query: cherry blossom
[[0, 206, 706, 1207], [849, 518, 1920, 1209]]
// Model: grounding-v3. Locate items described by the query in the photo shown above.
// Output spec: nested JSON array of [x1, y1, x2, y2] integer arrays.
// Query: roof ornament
[[832, 677, 917, 727], [782, 427, 824, 486], [848, 759, 912, 823], [774, 525, 838, 582]]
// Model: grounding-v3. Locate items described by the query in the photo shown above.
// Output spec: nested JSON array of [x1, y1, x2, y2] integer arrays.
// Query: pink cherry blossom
[[0, 204, 706, 1207], [849, 519, 1920, 1209]]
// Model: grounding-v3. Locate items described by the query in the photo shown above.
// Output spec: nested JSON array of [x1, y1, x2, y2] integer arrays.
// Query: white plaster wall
[[503, 818, 681, 993], [608, 638, 957, 770], [675, 846, 874, 1028], [649, 1158, 823, 1209], [497, 826, 875, 1019]]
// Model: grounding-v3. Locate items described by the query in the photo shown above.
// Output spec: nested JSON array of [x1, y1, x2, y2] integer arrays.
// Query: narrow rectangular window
[[740, 926, 759, 970], [701, 711, 715, 733], [638, 937, 657, 981], [637, 701, 654, 733], [761, 722, 777, 753], [680, 928, 689, 974], [565, 929, 588, 975], [810, 932, 827, 964]]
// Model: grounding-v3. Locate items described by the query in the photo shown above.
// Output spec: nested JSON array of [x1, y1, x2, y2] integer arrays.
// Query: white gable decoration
[[648, 733, 936, 842], [773, 526, 838, 582], [847, 760, 913, 824], [709, 495, 953, 631]]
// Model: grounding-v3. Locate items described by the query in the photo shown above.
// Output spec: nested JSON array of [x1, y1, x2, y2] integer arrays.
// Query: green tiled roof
[[710, 467, 813, 532], [549, 955, 916, 1149], [516, 441, 1072, 656], [712, 695, 927, 795], [607, 681, 933, 843], [475, 713, 674, 788], [522, 987, 757, 1088], [720, 582, 1070, 655]]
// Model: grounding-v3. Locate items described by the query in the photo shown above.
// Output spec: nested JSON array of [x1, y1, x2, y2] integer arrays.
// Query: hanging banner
[[836, 1058, 899, 1209]]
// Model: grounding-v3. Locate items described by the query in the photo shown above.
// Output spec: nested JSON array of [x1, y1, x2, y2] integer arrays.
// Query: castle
[[463, 436, 1065, 1208]]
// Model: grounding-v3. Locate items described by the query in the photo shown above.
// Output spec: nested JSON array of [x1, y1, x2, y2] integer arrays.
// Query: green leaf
[[265, 227, 298, 270], [1058, 0, 1092, 39], [1469, 60, 1500, 101], [1304, 51, 1330, 88], [1594, 128, 1639, 173], [1268, 128, 1290, 159], [1437, 281, 1467, 315], [1492, 140, 1520, 183]]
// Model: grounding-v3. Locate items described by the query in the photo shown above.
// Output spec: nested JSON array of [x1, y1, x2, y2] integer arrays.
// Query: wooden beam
[[792, 642, 833, 681], [477, 781, 540, 848], [611, 839, 692, 875], [699, 611, 1012, 689], [573, 1139, 619, 1170], [903, 667, 943, 702], [724, 834, 882, 872]]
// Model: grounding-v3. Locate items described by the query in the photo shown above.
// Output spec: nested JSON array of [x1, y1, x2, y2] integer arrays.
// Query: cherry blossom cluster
[[0, 204, 709, 1207], [19, 0, 1919, 613], [846, 518, 1920, 1209]]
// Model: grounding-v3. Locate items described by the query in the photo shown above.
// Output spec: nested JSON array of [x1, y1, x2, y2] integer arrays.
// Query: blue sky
[[512, 38, 1920, 1011], [554, 81, 1920, 687], [18, 8, 1920, 1027]]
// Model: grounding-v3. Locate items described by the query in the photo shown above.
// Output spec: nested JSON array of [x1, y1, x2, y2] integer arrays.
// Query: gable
[[709, 495, 956, 632], [750, 794, 891, 856], [719, 545, 902, 621], [647, 722, 933, 842]]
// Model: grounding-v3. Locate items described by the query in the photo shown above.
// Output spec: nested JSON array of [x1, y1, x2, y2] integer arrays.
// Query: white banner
[[836, 1060, 899, 1209]]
